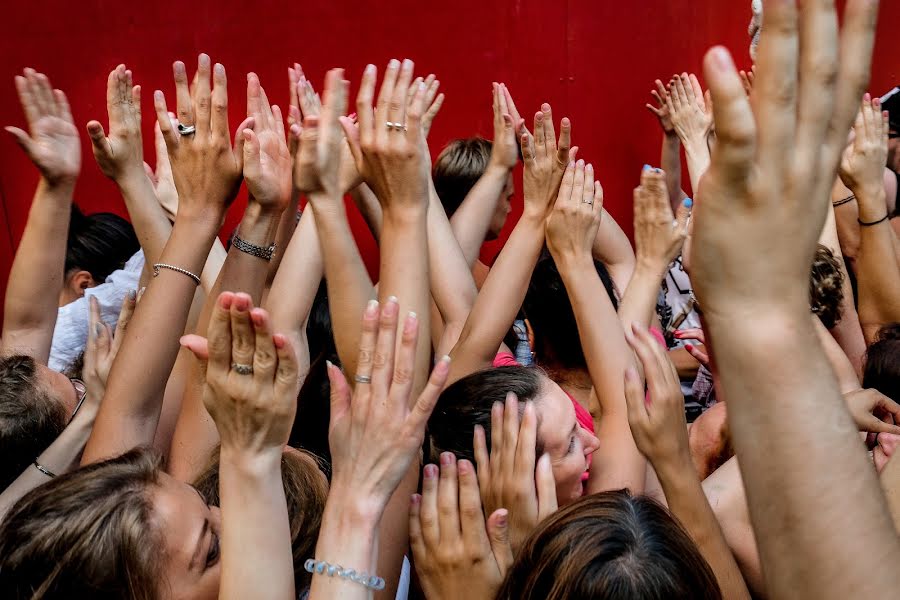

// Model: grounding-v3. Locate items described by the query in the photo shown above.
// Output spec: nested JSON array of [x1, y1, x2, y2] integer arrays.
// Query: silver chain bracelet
[[232, 231, 276, 261], [304, 559, 385, 591], [153, 263, 201, 286]]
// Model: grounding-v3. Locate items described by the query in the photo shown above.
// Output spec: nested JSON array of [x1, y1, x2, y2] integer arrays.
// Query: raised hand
[[673, 327, 710, 366], [83, 291, 137, 401], [473, 394, 558, 554], [545, 159, 604, 262], [340, 59, 431, 213], [739, 66, 756, 97], [646, 78, 677, 136], [292, 69, 349, 199], [6, 68, 80, 185], [667, 73, 713, 148], [410, 456, 513, 600], [632, 166, 690, 271], [490, 82, 519, 170], [326, 298, 450, 510], [181, 291, 299, 454], [624, 322, 690, 465], [409, 74, 444, 138], [153, 54, 252, 220], [242, 73, 291, 212], [843, 388, 900, 436], [520, 102, 576, 220], [839, 94, 889, 214], [144, 119, 180, 221], [86, 65, 144, 182]]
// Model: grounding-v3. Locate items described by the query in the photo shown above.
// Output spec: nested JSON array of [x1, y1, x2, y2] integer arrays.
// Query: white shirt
[[49, 250, 145, 372]]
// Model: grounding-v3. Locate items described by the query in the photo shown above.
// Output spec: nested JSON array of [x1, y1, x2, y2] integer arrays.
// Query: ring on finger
[[231, 362, 254, 376], [354, 374, 372, 384], [386, 121, 406, 131], [177, 123, 196, 136]]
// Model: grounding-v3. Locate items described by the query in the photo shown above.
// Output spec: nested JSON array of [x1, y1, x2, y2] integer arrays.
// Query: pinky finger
[[273, 333, 300, 393], [410, 355, 451, 428], [154, 90, 178, 149]]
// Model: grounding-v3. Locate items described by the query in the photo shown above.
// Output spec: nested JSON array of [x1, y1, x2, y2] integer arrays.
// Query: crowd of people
[[0, 0, 899, 598]]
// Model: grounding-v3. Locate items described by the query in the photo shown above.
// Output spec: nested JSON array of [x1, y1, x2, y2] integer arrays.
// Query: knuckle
[[393, 367, 413, 385], [372, 351, 388, 368]]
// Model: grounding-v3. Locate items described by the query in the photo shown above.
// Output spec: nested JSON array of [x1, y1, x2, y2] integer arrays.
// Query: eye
[[206, 531, 220, 569]]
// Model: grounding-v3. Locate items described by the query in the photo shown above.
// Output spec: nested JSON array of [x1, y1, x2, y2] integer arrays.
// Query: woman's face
[[151, 472, 222, 600], [534, 376, 600, 505]]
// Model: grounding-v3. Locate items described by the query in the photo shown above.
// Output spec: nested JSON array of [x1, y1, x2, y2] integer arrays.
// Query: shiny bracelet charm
[[152, 263, 201, 286], [304, 559, 385, 591], [232, 232, 276, 261]]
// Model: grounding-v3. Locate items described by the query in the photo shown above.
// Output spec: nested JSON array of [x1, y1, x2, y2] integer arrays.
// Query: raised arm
[[2, 69, 81, 364], [691, 2, 900, 598], [618, 167, 689, 329], [82, 54, 251, 463], [448, 103, 575, 382], [625, 322, 750, 600], [545, 161, 645, 494], [448, 83, 520, 267], [646, 77, 689, 210], [839, 95, 900, 343], [86, 64, 172, 267], [667, 73, 712, 194]]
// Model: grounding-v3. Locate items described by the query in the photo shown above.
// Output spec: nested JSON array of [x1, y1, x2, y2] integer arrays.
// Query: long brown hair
[[496, 490, 722, 600], [193, 446, 329, 593], [0, 448, 164, 600]]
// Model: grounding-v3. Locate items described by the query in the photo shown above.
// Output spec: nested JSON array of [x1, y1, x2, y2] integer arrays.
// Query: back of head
[[809, 244, 844, 329], [524, 252, 618, 370], [0, 448, 163, 600], [426, 366, 544, 464], [863, 323, 900, 401], [496, 491, 721, 600], [432, 138, 492, 217], [193, 447, 328, 592], [66, 206, 139, 283], [0, 355, 67, 490]]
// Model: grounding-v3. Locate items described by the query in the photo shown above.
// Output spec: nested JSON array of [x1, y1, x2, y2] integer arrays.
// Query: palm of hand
[[840, 139, 885, 193], [671, 103, 711, 142], [248, 130, 291, 209], [30, 116, 81, 181]]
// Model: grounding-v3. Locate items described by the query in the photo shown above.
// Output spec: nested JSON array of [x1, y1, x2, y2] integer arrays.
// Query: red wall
[[1, 1, 898, 306]]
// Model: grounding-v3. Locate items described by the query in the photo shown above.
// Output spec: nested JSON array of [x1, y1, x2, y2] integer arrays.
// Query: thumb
[[339, 116, 363, 168], [624, 365, 649, 436], [241, 128, 260, 176], [535, 453, 558, 519], [5, 126, 35, 156], [326, 359, 351, 423], [486, 508, 514, 576], [674, 197, 692, 238], [289, 123, 301, 159]]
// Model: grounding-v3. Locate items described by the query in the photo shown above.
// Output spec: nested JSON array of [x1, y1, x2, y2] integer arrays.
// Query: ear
[[524, 318, 535, 352], [69, 270, 97, 295]]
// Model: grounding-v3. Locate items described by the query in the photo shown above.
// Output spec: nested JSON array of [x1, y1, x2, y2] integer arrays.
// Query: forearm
[[315, 198, 376, 379], [661, 134, 687, 211], [448, 215, 544, 383], [219, 450, 294, 600], [116, 171, 174, 267], [855, 188, 900, 336], [82, 212, 219, 464], [379, 206, 431, 392], [266, 191, 301, 288], [426, 184, 478, 356], [0, 403, 97, 519], [814, 317, 860, 394], [682, 139, 711, 194], [449, 164, 509, 267], [201, 238, 227, 294], [708, 310, 900, 598], [310, 493, 381, 600], [670, 347, 700, 379], [591, 210, 636, 295], [618, 262, 666, 330], [656, 457, 750, 600], [350, 184, 384, 243], [2, 179, 75, 363], [560, 254, 644, 493]]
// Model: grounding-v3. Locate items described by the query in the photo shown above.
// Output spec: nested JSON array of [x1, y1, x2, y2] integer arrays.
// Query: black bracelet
[[232, 232, 276, 261], [858, 214, 890, 227], [832, 194, 856, 208]]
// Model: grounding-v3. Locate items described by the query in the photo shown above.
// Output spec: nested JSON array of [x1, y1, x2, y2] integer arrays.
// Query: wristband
[[304, 559, 385, 591], [832, 194, 856, 208], [232, 231, 276, 261], [858, 214, 889, 227]]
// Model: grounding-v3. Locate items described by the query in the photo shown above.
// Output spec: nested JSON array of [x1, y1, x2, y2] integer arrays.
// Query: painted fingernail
[[685, 344, 694, 352], [174, 61, 185, 75], [410, 494, 421, 507], [250, 310, 264, 327], [386, 295, 399, 305], [424, 464, 438, 479], [440, 452, 454, 466], [128, 289, 137, 301], [154, 90, 163, 101], [325, 359, 334, 370], [684, 198, 693, 208], [643, 164, 651, 171], [365, 299, 379, 318], [496, 508, 508, 527]]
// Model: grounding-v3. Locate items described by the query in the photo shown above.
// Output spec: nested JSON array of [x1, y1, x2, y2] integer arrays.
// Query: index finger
[[210, 63, 229, 140], [458, 459, 491, 550]]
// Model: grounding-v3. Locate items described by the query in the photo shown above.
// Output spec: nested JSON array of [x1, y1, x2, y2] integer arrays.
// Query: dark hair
[[306, 280, 335, 361], [809, 244, 844, 329], [426, 366, 545, 464], [432, 138, 493, 217], [0, 448, 164, 600], [193, 447, 328, 592], [66, 205, 139, 283], [524, 252, 618, 370], [863, 323, 900, 401], [289, 348, 338, 474], [0, 355, 67, 490], [496, 491, 722, 600]]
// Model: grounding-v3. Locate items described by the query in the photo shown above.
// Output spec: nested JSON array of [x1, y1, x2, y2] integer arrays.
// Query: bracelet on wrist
[[858, 214, 889, 227], [153, 263, 201, 286], [832, 194, 856, 208], [304, 559, 385, 591], [33, 461, 57, 478], [232, 230, 276, 261]]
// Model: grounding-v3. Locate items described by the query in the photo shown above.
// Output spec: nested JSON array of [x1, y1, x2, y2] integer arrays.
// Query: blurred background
[[1, 0, 897, 304]]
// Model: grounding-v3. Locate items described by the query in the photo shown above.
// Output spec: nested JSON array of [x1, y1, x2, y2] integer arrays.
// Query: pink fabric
[[492, 352, 519, 368]]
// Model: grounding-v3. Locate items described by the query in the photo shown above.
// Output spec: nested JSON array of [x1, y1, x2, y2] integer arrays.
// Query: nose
[[879, 433, 900, 459], [581, 430, 600, 455]]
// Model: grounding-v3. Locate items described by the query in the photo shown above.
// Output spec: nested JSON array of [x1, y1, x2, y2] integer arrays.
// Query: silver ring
[[231, 362, 254, 375], [177, 123, 196, 136], [582, 200, 594, 205], [354, 374, 372, 384], [386, 121, 406, 131]]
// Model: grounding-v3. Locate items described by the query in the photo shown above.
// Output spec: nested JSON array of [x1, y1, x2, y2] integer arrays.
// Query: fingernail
[[325, 359, 334, 370], [174, 61, 185, 75], [95, 323, 103, 338], [424, 464, 438, 479], [365, 299, 379, 317], [408, 311, 417, 320], [684, 198, 693, 208], [410, 494, 421, 507], [389, 59, 400, 69], [568, 160, 575, 168], [214, 63, 224, 76], [365, 64, 375, 75], [199, 53, 210, 67], [439, 354, 451, 365], [154, 90, 163, 101], [496, 509, 508, 527], [654, 168, 662, 173], [576, 159, 584, 167], [386, 295, 398, 305], [402, 58, 413, 70], [440, 452, 454, 466], [643, 164, 651, 171], [458, 460, 471, 474], [128, 289, 137, 301], [685, 344, 694, 351]]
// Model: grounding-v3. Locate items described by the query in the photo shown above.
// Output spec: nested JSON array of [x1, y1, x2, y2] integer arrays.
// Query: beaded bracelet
[[304, 559, 385, 591], [232, 231, 276, 261], [153, 263, 201, 286]]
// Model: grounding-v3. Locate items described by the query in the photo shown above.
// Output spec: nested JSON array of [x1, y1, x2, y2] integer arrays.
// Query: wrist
[[238, 202, 281, 243], [854, 188, 888, 221], [323, 481, 385, 531], [486, 159, 513, 177], [219, 446, 283, 475], [664, 131, 680, 141], [635, 256, 669, 279], [114, 166, 151, 190], [39, 177, 76, 197]]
